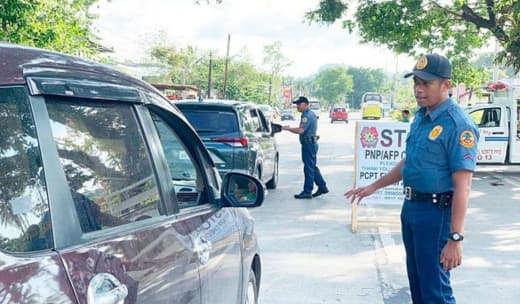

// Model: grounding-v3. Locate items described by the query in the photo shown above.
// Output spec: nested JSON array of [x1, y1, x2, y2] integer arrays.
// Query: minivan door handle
[[194, 235, 212, 265], [492, 131, 505, 135], [87, 273, 128, 304]]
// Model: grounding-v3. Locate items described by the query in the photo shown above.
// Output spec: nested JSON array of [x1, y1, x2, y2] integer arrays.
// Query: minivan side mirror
[[270, 122, 282, 136], [220, 172, 265, 208]]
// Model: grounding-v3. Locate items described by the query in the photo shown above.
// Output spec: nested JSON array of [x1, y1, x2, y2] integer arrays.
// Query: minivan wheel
[[245, 269, 258, 304], [266, 158, 278, 189]]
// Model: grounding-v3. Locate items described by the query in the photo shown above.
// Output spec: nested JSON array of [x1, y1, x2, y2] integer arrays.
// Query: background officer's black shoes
[[294, 192, 312, 199], [312, 187, 329, 198]]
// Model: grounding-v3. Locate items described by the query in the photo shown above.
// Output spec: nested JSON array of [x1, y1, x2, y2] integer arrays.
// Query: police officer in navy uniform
[[346, 54, 479, 303], [283, 96, 329, 199]]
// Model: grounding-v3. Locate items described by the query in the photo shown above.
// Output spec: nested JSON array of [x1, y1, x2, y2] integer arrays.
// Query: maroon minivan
[[0, 43, 264, 304]]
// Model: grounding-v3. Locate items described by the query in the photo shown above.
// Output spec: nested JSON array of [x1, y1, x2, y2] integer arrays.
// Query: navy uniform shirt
[[299, 108, 318, 142], [402, 98, 479, 193]]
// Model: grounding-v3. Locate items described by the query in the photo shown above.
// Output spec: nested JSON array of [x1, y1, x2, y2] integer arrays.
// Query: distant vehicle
[[465, 81, 520, 164], [309, 100, 321, 119], [331, 106, 349, 123], [281, 108, 295, 121], [258, 104, 275, 121], [176, 100, 281, 189], [0, 43, 264, 304], [381, 99, 392, 117], [361, 92, 383, 120], [329, 103, 350, 118]]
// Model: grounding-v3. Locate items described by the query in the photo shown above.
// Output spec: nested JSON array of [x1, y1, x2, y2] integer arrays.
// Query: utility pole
[[268, 71, 274, 105], [207, 52, 213, 99], [223, 34, 231, 99]]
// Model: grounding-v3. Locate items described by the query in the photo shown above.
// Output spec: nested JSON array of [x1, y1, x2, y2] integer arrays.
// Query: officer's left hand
[[440, 240, 462, 272]]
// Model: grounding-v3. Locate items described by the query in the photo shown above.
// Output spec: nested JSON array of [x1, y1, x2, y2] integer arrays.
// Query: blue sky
[[92, 0, 416, 77]]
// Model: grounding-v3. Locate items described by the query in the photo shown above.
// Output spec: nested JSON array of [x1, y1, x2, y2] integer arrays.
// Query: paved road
[[251, 112, 520, 304]]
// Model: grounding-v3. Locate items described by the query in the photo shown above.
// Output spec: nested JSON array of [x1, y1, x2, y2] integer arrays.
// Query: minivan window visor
[[26, 77, 141, 102]]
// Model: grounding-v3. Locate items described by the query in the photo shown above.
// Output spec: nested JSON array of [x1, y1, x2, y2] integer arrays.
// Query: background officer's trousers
[[401, 199, 456, 304], [301, 143, 326, 194]]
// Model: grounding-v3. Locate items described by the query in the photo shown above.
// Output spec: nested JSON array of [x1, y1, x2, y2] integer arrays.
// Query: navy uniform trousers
[[401, 199, 456, 304], [301, 142, 326, 194]]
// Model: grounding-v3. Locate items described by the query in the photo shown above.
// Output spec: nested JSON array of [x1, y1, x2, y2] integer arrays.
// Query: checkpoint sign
[[355, 121, 410, 205]]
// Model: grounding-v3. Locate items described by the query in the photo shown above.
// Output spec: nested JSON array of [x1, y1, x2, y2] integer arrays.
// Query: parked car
[[331, 106, 349, 123], [175, 100, 281, 189], [0, 43, 264, 304], [309, 100, 321, 119], [280, 109, 295, 121]]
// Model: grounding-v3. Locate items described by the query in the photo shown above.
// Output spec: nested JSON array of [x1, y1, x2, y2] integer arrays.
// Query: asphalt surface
[[250, 111, 520, 304]]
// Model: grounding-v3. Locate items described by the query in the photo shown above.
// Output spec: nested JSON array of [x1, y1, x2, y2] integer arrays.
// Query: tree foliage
[[313, 67, 353, 105], [0, 0, 100, 54], [149, 44, 275, 104], [306, 0, 520, 72], [293, 66, 387, 108], [347, 67, 387, 108]]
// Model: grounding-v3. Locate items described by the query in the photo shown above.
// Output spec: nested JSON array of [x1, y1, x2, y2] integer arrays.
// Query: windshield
[[364, 94, 382, 102], [310, 103, 320, 110]]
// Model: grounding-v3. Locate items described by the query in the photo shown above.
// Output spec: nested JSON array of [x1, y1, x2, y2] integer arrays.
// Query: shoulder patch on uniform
[[429, 125, 443, 141], [460, 130, 476, 148], [302, 117, 308, 123]]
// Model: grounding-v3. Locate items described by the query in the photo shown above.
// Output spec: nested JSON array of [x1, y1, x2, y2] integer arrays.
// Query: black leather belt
[[404, 186, 453, 209]]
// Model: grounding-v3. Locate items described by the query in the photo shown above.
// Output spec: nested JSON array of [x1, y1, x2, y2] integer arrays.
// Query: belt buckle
[[404, 186, 412, 200]]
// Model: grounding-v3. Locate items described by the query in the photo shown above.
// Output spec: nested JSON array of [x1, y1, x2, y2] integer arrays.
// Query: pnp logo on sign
[[360, 127, 378, 148]]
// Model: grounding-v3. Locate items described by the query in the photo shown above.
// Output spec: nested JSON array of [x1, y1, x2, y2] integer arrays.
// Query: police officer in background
[[283, 96, 329, 199], [345, 54, 479, 303]]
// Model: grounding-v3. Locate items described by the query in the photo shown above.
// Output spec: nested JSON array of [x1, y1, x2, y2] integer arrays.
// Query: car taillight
[[211, 137, 248, 147]]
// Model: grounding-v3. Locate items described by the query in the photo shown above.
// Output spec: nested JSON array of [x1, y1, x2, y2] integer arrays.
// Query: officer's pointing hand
[[344, 184, 376, 204]]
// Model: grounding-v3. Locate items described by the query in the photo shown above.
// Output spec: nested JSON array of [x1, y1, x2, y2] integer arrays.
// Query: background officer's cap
[[293, 96, 309, 104], [404, 54, 452, 81]]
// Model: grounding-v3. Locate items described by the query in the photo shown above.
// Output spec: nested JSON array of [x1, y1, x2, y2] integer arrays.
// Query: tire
[[330, 119, 334, 124], [245, 269, 258, 304], [266, 157, 278, 189], [345, 120, 348, 124]]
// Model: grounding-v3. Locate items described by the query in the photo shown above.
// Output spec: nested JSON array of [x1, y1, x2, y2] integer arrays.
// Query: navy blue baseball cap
[[293, 96, 309, 104], [404, 54, 452, 80]]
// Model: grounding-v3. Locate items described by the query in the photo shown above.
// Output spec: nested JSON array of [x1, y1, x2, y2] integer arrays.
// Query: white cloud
[[92, 0, 416, 77]]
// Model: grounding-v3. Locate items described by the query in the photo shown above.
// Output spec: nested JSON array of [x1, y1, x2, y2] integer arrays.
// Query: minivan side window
[[150, 113, 208, 209], [45, 98, 163, 234], [0, 87, 52, 252]]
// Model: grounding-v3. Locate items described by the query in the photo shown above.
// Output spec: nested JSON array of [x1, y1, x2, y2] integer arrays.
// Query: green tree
[[0, 0, 100, 55], [313, 67, 353, 105], [347, 67, 387, 108], [474, 52, 517, 78], [148, 44, 273, 103], [451, 57, 488, 100], [263, 41, 292, 105], [306, 0, 520, 72]]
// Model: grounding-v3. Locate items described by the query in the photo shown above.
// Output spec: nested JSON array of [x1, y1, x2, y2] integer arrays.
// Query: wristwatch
[[449, 232, 464, 242]]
